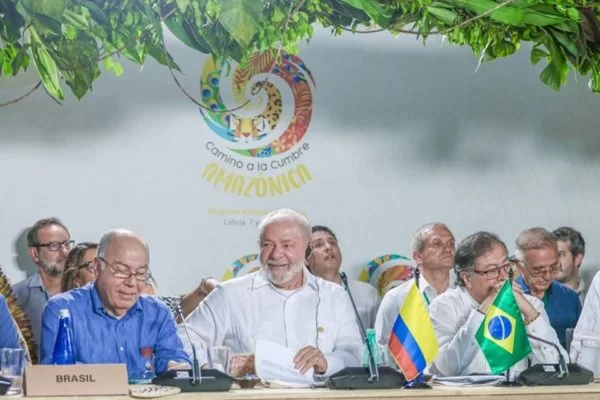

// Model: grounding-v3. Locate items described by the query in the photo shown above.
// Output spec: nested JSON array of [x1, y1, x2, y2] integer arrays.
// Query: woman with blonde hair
[[61, 242, 98, 292]]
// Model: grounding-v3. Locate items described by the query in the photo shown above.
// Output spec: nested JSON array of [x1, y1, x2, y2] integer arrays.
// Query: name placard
[[24, 364, 128, 396]]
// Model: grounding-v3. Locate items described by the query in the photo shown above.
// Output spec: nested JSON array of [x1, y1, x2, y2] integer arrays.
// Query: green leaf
[[20, 0, 66, 21], [340, 0, 392, 27], [551, 31, 579, 57], [113, 61, 124, 77], [271, 7, 286, 23], [589, 72, 600, 94], [217, 0, 265, 47], [530, 48, 549, 65], [446, 0, 525, 26], [523, 10, 567, 26], [175, 0, 191, 13], [164, 15, 210, 53], [147, 46, 181, 72], [74, 0, 109, 25], [427, 6, 459, 25], [29, 28, 64, 101], [63, 9, 89, 30]]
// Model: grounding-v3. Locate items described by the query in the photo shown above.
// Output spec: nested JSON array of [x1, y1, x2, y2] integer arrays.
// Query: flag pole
[[403, 267, 432, 389], [497, 268, 520, 387]]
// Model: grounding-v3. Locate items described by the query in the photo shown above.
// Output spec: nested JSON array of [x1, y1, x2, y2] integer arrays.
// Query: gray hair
[[552, 226, 585, 257], [454, 231, 507, 286], [514, 227, 557, 261], [411, 223, 451, 253], [97, 229, 149, 265], [258, 208, 311, 241]]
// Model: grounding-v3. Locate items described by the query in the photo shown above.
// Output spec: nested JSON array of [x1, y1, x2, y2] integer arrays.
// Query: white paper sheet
[[255, 339, 318, 388]]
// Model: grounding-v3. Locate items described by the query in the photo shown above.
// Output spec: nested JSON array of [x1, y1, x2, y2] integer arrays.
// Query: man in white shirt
[[429, 231, 566, 377], [181, 208, 363, 376], [375, 223, 455, 347], [570, 270, 600, 364], [307, 225, 380, 330]]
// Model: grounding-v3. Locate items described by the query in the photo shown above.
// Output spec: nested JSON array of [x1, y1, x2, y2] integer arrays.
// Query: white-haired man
[[181, 208, 363, 377], [375, 223, 455, 347], [41, 229, 190, 379]]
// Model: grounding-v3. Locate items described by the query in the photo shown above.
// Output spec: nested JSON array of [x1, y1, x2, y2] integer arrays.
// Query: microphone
[[518, 333, 593, 386], [327, 272, 405, 390], [152, 306, 234, 392], [179, 305, 201, 385]]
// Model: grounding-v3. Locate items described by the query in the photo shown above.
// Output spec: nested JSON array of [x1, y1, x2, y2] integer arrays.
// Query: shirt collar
[[252, 267, 318, 291], [27, 272, 44, 289], [416, 275, 432, 294], [90, 282, 143, 316]]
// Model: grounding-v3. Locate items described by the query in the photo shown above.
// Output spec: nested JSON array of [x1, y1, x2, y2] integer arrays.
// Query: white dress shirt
[[346, 279, 381, 330], [429, 286, 568, 377], [374, 277, 439, 346], [571, 271, 600, 362], [180, 268, 363, 376]]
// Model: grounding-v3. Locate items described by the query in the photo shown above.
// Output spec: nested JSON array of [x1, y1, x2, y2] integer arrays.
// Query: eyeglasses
[[529, 265, 560, 277], [35, 240, 74, 252], [98, 257, 151, 282], [77, 261, 94, 273], [473, 263, 511, 280]]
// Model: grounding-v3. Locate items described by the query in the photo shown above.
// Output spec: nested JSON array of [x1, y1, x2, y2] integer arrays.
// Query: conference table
[[28, 383, 600, 400]]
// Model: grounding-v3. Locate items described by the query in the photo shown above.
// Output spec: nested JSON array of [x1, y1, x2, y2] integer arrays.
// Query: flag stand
[[497, 368, 520, 387], [403, 372, 432, 389]]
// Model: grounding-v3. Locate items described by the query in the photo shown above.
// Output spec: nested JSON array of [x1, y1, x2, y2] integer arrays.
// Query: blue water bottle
[[52, 309, 76, 364]]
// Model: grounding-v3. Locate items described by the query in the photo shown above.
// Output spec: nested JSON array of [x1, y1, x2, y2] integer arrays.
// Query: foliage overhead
[[1, 0, 600, 104]]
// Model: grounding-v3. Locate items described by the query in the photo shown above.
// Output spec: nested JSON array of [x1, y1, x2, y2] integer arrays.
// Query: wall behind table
[[1, 28, 599, 295]]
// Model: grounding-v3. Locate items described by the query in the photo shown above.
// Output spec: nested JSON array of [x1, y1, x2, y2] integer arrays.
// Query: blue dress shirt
[[516, 275, 581, 349], [0, 295, 20, 349], [40, 283, 190, 378]]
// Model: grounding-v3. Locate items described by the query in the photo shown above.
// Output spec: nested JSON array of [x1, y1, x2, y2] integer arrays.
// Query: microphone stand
[[152, 306, 233, 392], [327, 273, 405, 390], [518, 333, 593, 386], [340, 272, 378, 383]]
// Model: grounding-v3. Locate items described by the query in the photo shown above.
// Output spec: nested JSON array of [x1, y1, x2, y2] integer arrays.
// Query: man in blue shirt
[[514, 227, 581, 350], [40, 229, 189, 379], [0, 294, 21, 349]]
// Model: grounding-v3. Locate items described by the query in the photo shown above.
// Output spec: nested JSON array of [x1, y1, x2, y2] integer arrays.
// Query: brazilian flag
[[475, 280, 532, 374]]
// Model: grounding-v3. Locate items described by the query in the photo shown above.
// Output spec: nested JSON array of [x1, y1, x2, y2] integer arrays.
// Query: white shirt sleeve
[[570, 271, 600, 362], [374, 288, 406, 347], [429, 297, 485, 377], [178, 286, 227, 366]]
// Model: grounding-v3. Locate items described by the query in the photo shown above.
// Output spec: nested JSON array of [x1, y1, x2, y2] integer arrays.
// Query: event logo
[[199, 51, 316, 198], [359, 254, 415, 298], [221, 254, 261, 281]]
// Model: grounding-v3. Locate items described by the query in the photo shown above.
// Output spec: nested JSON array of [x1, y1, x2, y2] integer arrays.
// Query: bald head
[[95, 229, 150, 318], [97, 229, 149, 261]]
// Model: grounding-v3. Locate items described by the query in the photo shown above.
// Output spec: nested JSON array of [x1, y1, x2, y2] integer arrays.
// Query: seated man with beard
[[181, 209, 363, 377], [429, 231, 566, 377], [13, 218, 72, 353]]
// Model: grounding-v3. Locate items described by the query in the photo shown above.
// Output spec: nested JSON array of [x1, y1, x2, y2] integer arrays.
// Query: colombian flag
[[388, 282, 439, 381]]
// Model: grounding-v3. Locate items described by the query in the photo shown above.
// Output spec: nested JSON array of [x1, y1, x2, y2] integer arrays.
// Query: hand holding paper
[[255, 339, 320, 388]]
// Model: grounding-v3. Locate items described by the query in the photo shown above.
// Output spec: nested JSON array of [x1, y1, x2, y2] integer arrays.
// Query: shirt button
[[120, 347, 124, 352]]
